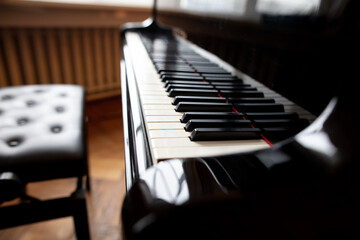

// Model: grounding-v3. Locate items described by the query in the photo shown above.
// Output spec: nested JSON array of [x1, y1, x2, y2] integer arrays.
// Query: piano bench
[[0, 84, 90, 239]]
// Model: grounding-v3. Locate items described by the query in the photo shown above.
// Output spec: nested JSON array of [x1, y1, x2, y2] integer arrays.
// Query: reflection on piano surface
[[121, 0, 360, 239]]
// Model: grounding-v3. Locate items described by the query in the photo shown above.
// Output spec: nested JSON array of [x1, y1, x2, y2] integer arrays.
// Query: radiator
[[0, 28, 121, 100]]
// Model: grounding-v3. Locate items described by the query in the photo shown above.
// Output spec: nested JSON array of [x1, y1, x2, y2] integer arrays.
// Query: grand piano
[[120, 0, 360, 239]]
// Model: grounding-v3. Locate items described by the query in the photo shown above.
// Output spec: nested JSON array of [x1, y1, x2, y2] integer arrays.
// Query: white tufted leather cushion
[[0, 84, 86, 183]]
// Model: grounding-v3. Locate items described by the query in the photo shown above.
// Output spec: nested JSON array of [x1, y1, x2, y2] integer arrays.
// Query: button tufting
[[51, 125, 62, 133], [7, 138, 22, 147], [26, 100, 36, 107], [2, 95, 14, 101], [59, 93, 67, 97], [55, 106, 65, 113], [34, 89, 45, 93], [17, 118, 29, 126]]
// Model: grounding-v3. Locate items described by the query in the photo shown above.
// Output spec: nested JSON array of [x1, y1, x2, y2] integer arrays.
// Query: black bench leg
[[86, 172, 91, 191], [72, 188, 91, 240]]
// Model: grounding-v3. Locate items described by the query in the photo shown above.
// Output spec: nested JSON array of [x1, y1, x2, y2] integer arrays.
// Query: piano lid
[[154, 0, 359, 116]]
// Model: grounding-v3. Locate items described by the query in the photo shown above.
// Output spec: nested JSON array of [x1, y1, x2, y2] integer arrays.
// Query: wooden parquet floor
[[0, 96, 126, 240]]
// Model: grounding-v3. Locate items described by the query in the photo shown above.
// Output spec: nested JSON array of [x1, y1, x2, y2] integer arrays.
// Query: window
[[22, 0, 152, 8]]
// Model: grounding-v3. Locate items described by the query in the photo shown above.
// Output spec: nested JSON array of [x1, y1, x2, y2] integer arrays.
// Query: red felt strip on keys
[[187, 60, 273, 146], [230, 95, 273, 146], [260, 134, 273, 146]]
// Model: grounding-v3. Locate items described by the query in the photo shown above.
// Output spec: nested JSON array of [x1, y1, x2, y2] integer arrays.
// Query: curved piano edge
[[121, 17, 173, 39], [122, 96, 360, 239], [121, 22, 177, 190], [121, 18, 155, 37], [121, 59, 132, 191], [122, 42, 154, 190]]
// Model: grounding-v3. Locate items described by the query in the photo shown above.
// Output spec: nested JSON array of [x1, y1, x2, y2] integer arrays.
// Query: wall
[[0, 1, 151, 100]]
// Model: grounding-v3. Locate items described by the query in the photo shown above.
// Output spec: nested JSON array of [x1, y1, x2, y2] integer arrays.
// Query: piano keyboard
[[124, 31, 316, 163]]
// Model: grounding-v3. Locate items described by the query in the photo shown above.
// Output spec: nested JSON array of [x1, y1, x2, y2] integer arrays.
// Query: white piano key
[[145, 115, 182, 123], [142, 95, 173, 100], [148, 122, 185, 130], [144, 110, 183, 116], [153, 143, 269, 160], [139, 90, 169, 98], [139, 90, 167, 95], [141, 99, 174, 105], [142, 105, 175, 110], [149, 130, 190, 138], [137, 82, 162, 88], [151, 138, 269, 148], [138, 85, 165, 91]]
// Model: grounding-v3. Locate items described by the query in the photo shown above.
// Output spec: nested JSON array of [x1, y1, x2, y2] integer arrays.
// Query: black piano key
[[210, 82, 248, 86], [160, 72, 200, 76], [168, 88, 219, 97], [151, 49, 194, 54], [205, 75, 239, 79], [169, 74, 238, 81], [161, 75, 203, 82], [165, 84, 214, 92], [175, 102, 234, 112], [159, 69, 195, 74], [246, 112, 299, 120], [220, 90, 264, 98], [194, 66, 225, 70], [185, 119, 252, 131], [152, 57, 180, 62], [228, 98, 275, 103], [181, 112, 245, 123], [179, 55, 206, 61], [206, 79, 245, 83], [155, 62, 190, 66], [150, 52, 179, 55], [190, 128, 261, 141], [152, 60, 186, 64], [185, 60, 212, 64], [215, 86, 257, 91], [151, 51, 193, 56], [253, 119, 309, 128], [205, 76, 238, 81], [261, 127, 298, 140], [202, 73, 233, 78], [161, 72, 202, 77], [158, 68, 194, 74], [190, 63, 219, 67], [151, 51, 182, 55], [233, 103, 284, 112], [172, 96, 227, 105], [165, 81, 210, 87], [155, 64, 192, 70], [194, 68, 229, 74], [155, 63, 192, 67]]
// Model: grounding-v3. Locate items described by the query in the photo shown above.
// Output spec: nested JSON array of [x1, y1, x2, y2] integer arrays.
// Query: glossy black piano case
[[121, 1, 360, 239]]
